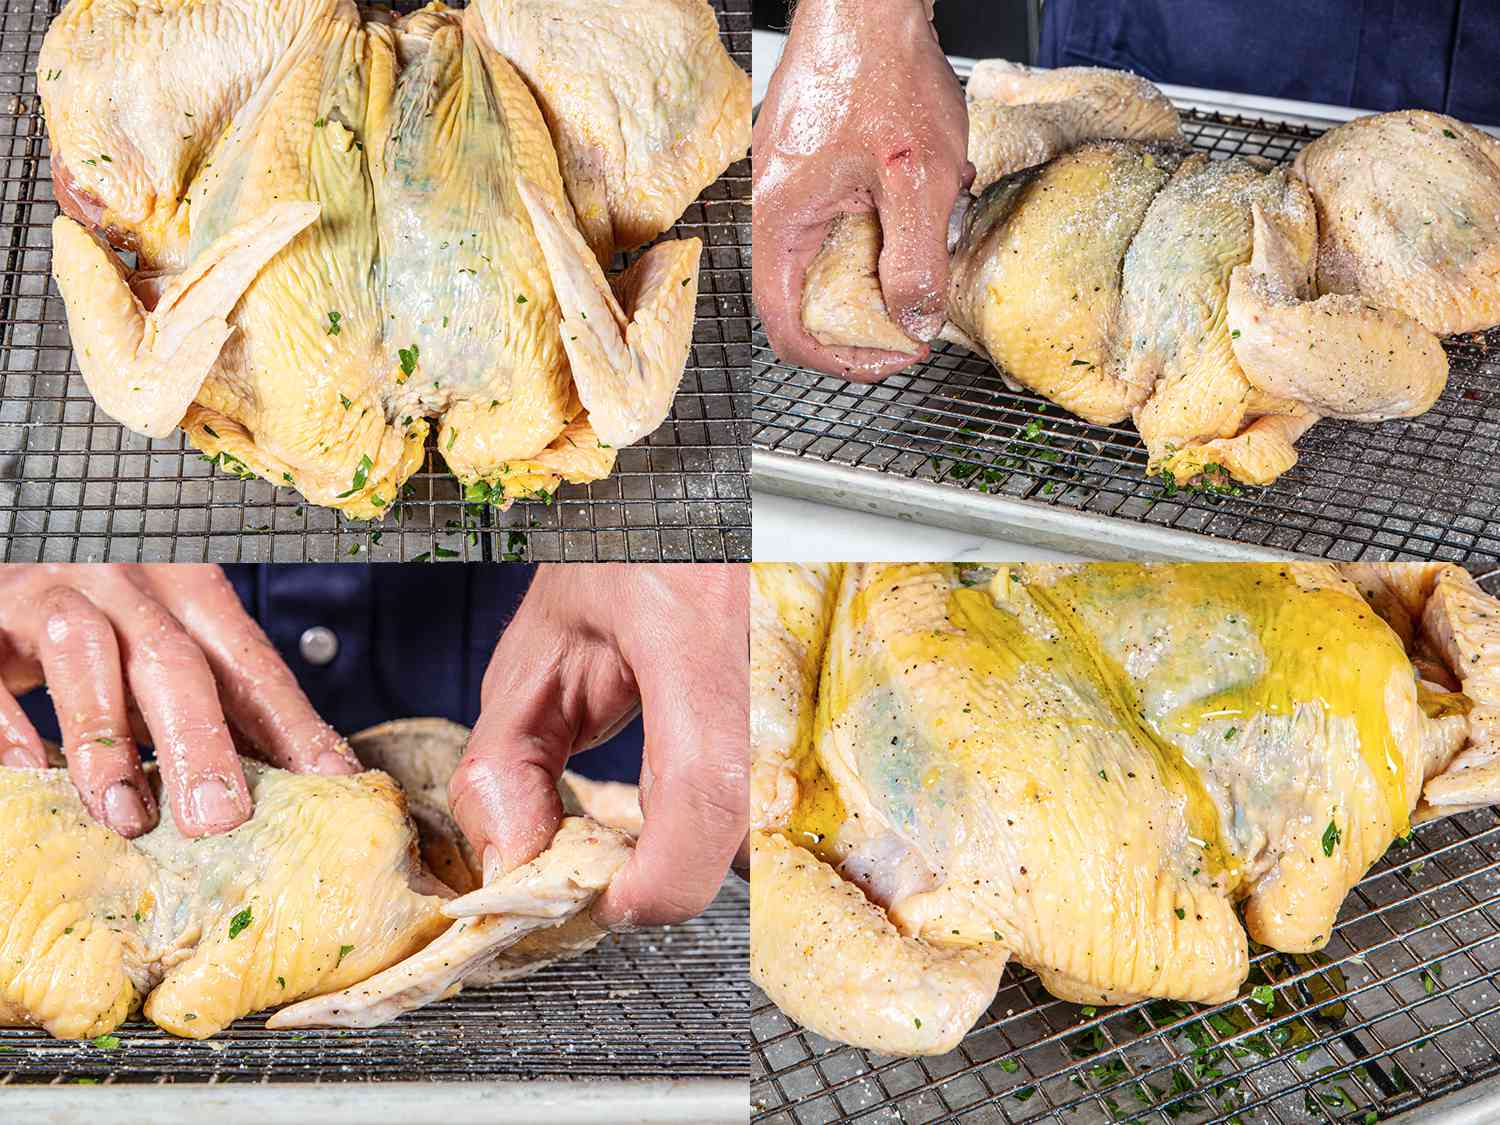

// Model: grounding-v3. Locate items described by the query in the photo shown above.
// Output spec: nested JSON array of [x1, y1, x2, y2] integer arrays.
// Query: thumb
[[448, 582, 640, 875], [873, 161, 959, 342]]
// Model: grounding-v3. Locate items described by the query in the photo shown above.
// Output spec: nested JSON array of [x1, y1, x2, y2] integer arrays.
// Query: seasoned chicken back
[[750, 563, 1500, 1054], [39, 0, 748, 516]]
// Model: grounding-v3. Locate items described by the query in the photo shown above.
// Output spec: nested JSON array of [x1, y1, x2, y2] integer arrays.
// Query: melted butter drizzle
[[1013, 579, 1239, 882], [1042, 565, 1415, 843]]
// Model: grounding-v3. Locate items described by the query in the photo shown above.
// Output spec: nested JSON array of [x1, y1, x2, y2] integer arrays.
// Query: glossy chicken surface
[[0, 719, 639, 1039], [39, 0, 747, 516], [799, 70, 1493, 487], [750, 563, 1500, 1055]]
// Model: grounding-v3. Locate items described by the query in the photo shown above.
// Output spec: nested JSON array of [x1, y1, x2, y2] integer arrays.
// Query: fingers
[[36, 586, 157, 836], [449, 571, 640, 873], [594, 566, 750, 928], [754, 195, 925, 381], [873, 156, 963, 341], [144, 565, 357, 776], [0, 679, 46, 770], [93, 570, 250, 837], [448, 704, 568, 879], [592, 666, 749, 929]]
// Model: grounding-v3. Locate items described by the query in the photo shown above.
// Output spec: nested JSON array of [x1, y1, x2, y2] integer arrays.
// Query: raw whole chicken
[[750, 563, 1500, 1055], [38, 0, 748, 517], [799, 64, 1488, 487], [0, 718, 638, 1038]]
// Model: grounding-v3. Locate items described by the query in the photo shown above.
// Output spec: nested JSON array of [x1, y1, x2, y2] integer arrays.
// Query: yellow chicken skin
[[750, 563, 1500, 1055], [0, 718, 643, 1040], [0, 761, 448, 1040], [38, 0, 745, 517]]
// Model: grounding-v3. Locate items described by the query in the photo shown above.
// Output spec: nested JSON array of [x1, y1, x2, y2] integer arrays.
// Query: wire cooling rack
[[751, 809, 1500, 1125], [752, 107, 1500, 565], [1, 879, 748, 1084], [0, 0, 750, 563]]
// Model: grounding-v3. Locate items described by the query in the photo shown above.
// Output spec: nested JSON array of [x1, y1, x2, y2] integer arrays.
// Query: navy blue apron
[[21, 565, 644, 783], [1040, 0, 1500, 126]]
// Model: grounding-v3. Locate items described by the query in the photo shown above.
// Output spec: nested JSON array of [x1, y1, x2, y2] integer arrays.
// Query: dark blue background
[[19, 565, 644, 783], [1039, 0, 1500, 126]]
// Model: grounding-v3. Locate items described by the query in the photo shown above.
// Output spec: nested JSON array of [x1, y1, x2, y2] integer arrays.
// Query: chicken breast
[[0, 718, 642, 1040], [751, 563, 1497, 1055], [0, 760, 448, 1039], [946, 141, 1184, 424]]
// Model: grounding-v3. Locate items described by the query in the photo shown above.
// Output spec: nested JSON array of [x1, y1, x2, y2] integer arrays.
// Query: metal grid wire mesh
[[1, 880, 748, 1084], [751, 795, 1500, 1124], [752, 108, 1500, 565], [0, 0, 750, 563]]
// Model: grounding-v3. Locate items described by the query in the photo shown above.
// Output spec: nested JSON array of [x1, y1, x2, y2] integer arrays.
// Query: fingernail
[[188, 778, 247, 832], [315, 749, 359, 776], [104, 781, 152, 837]]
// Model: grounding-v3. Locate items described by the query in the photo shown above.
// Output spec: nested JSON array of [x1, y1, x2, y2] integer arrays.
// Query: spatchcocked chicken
[[750, 563, 1500, 1055], [801, 64, 1497, 487], [38, 0, 748, 517], [0, 719, 639, 1038]]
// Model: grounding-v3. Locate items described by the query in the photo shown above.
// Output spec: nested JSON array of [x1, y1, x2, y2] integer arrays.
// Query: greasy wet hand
[[449, 564, 749, 930], [753, 0, 969, 381], [0, 564, 357, 838]]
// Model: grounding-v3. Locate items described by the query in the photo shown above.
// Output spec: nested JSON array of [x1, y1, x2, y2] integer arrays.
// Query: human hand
[[753, 0, 969, 381], [0, 565, 357, 838], [448, 564, 749, 929]]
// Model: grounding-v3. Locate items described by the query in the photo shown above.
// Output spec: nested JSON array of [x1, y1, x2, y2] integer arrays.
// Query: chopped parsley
[[446, 428, 458, 452], [339, 393, 352, 410], [1443, 128, 1458, 139], [336, 454, 377, 499], [1321, 818, 1342, 857], [97, 736, 115, 746], [326, 310, 342, 336], [1250, 984, 1275, 1009], [227, 906, 253, 939], [1224, 727, 1236, 740], [276, 976, 286, 989], [515, 294, 527, 304], [398, 344, 419, 378], [90, 1035, 121, 1050], [1174, 907, 1185, 920], [336, 944, 355, 967]]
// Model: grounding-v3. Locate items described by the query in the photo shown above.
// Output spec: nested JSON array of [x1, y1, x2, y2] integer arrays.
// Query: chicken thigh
[[1294, 110, 1500, 336], [750, 563, 1500, 1055]]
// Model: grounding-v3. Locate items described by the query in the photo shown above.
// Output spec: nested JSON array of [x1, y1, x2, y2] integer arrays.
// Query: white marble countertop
[[753, 492, 1084, 562]]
